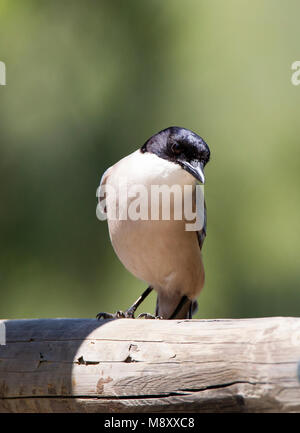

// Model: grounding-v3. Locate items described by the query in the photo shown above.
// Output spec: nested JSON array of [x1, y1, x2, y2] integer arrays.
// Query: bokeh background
[[0, 0, 299, 319]]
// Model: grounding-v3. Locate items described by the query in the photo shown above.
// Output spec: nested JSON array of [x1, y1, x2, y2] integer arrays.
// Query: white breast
[[100, 150, 205, 299]]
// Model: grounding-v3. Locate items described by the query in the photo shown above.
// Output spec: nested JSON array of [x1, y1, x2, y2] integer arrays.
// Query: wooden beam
[[0, 317, 300, 412]]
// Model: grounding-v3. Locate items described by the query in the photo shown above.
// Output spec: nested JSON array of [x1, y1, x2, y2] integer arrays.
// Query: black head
[[140, 126, 210, 184]]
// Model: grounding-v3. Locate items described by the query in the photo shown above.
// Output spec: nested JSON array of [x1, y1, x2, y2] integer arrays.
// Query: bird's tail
[[155, 293, 198, 319]]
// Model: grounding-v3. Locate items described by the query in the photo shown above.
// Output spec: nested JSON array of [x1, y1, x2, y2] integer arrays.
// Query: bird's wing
[[197, 199, 207, 250], [155, 200, 207, 319], [191, 199, 207, 316], [99, 167, 112, 189]]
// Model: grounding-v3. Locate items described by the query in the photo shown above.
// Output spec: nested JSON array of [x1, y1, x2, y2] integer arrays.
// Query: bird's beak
[[180, 160, 205, 184]]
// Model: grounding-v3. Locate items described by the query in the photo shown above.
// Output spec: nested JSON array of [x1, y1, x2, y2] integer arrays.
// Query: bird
[[96, 126, 210, 319]]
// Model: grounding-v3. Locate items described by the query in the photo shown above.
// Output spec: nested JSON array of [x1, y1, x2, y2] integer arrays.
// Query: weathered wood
[[0, 317, 300, 412]]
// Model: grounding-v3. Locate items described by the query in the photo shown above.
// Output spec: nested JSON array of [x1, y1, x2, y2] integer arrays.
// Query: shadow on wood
[[0, 317, 300, 412]]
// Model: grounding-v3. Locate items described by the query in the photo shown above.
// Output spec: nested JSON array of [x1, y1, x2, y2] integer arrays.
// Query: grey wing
[[155, 200, 207, 319], [197, 199, 207, 250], [192, 199, 207, 316]]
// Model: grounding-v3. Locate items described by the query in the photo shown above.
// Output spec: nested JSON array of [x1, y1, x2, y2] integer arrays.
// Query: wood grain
[[1, 317, 300, 412]]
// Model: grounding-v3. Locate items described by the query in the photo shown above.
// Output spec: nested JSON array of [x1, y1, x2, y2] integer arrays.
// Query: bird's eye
[[171, 142, 182, 155]]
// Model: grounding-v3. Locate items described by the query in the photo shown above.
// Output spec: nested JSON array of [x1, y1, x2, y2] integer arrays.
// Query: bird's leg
[[124, 286, 153, 318], [188, 301, 193, 319], [132, 287, 162, 319], [169, 295, 189, 319], [96, 286, 153, 320]]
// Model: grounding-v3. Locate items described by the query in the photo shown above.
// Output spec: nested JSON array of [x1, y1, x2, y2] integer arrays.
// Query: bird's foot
[[96, 309, 135, 320], [136, 313, 163, 320]]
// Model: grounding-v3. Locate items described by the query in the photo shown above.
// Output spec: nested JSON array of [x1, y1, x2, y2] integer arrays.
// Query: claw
[[137, 313, 163, 320], [115, 310, 126, 318], [96, 310, 134, 320], [96, 312, 115, 320]]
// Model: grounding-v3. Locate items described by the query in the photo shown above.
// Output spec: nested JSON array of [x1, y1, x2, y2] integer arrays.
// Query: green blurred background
[[0, 0, 299, 319]]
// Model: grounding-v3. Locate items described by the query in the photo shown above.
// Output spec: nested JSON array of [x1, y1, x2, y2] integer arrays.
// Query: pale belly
[[107, 217, 204, 299]]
